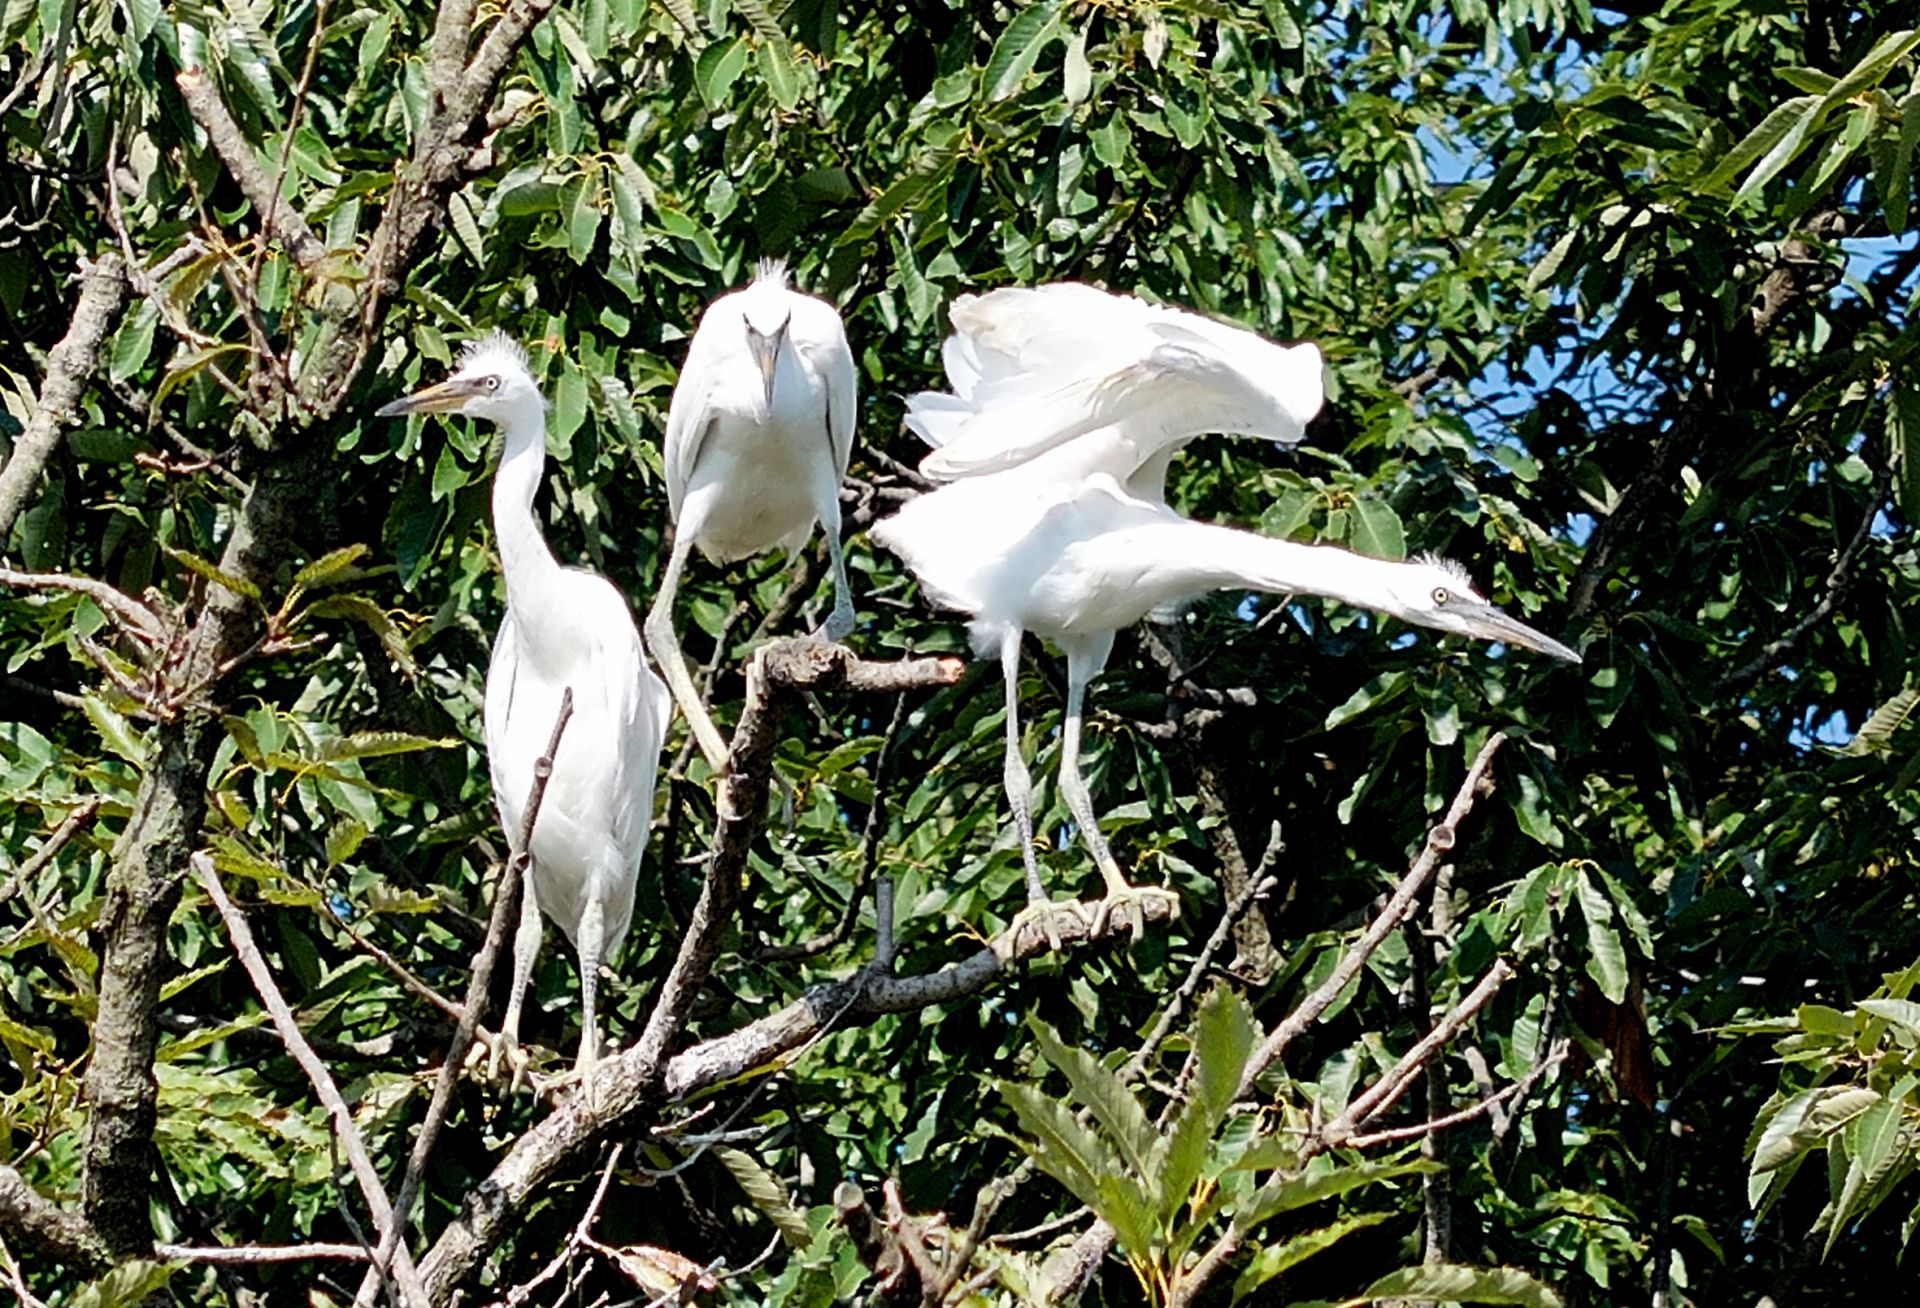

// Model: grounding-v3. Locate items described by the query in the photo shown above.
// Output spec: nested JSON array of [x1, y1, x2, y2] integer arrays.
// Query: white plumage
[[647, 259, 859, 771], [886, 281, 1574, 930], [379, 333, 669, 1076], [905, 282, 1325, 497]]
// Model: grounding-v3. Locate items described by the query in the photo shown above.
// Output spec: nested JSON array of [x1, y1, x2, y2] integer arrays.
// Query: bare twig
[[0, 565, 170, 646], [1240, 733, 1508, 1094], [193, 852, 430, 1306], [0, 253, 129, 540], [0, 798, 102, 909], [172, 69, 326, 269], [1343, 1043, 1567, 1150], [1120, 872, 1278, 1084], [1321, 960, 1515, 1146], [1715, 457, 1894, 693], [354, 691, 574, 1308], [155, 1241, 375, 1264]]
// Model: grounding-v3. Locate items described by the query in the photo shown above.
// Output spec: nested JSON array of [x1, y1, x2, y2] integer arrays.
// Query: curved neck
[[1127, 518, 1411, 617], [490, 396, 561, 604]]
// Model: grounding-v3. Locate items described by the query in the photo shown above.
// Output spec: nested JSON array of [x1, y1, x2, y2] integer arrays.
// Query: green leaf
[[1574, 869, 1630, 1003], [1238, 1158, 1440, 1230], [165, 545, 262, 601], [1347, 499, 1406, 560], [983, 2, 1064, 102], [311, 731, 457, 762], [1798, 1004, 1858, 1038], [1888, 386, 1920, 519], [1062, 25, 1092, 106], [1826, 1098, 1906, 1255], [83, 692, 147, 767], [1701, 95, 1822, 193], [67, 1260, 178, 1308], [1232, 1213, 1390, 1302], [1821, 29, 1920, 107], [1858, 998, 1920, 1038], [996, 1079, 1127, 1217], [756, 36, 802, 111], [109, 300, 158, 383], [1354, 1263, 1563, 1308], [301, 595, 418, 676], [1028, 1018, 1156, 1178], [293, 543, 370, 589], [716, 1147, 813, 1249], [696, 36, 749, 110], [1325, 669, 1411, 730], [1732, 99, 1826, 203]]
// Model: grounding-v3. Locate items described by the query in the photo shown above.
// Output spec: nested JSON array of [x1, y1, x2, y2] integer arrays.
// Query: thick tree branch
[[195, 852, 431, 1306], [0, 253, 127, 541], [172, 70, 326, 270], [0, 1166, 109, 1276]]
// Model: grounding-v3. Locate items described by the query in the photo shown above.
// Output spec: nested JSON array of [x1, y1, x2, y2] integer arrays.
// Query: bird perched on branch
[[379, 333, 668, 1079], [646, 258, 859, 771], [872, 457, 1580, 939], [905, 281, 1325, 499]]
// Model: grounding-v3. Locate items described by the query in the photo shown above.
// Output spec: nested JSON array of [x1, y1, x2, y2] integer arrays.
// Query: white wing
[[907, 282, 1323, 484], [663, 320, 725, 523], [791, 295, 857, 479]]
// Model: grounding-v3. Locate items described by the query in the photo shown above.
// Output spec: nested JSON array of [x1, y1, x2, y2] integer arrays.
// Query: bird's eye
[[1431, 587, 1450, 606], [484, 375, 501, 392]]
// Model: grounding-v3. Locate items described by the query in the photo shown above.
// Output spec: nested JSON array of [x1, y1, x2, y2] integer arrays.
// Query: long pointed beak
[[1462, 605, 1582, 664], [746, 323, 788, 409], [376, 377, 481, 418]]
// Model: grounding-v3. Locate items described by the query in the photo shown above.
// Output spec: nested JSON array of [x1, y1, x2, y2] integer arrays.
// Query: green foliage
[[1741, 959, 1920, 1256], [4, 0, 1920, 1302]]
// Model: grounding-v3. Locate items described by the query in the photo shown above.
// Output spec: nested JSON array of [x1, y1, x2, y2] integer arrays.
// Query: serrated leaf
[[311, 731, 457, 762], [696, 36, 748, 109], [293, 543, 369, 589], [996, 1079, 1126, 1217], [83, 692, 147, 766], [1029, 1018, 1156, 1178], [1732, 99, 1825, 203], [1232, 1213, 1389, 1301], [1348, 498, 1406, 560], [756, 36, 801, 111], [303, 594, 417, 676], [1354, 1263, 1563, 1308], [1859, 998, 1920, 1038], [1702, 96, 1821, 193], [715, 1147, 811, 1249], [165, 545, 262, 601], [1238, 1158, 1440, 1230], [1846, 684, 1920, 753], [1826, 1098, 1906, 1255]]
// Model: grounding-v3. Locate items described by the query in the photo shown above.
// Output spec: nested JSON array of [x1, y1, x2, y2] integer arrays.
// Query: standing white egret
[[646, 258, 858, 771], [378, 333, 669, 1078], [871, 463, 1578, 933], [904, 282, 1325, 499]]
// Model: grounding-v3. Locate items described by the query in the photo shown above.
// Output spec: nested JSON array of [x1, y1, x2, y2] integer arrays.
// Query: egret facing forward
[[379, 334, 669, 1077], [905, 282, 1324, 498], [647, 259, 858, 771], [871, 464, 1578, 933]]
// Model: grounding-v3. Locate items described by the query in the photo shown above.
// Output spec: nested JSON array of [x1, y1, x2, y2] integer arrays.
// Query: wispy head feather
[[1413, 552, 1475, 589], [754, 256, 791, 289], [459, 329, 531, 375]]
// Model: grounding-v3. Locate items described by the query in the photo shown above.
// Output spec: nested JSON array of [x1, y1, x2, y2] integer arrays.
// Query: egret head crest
[[754, 256, 792, 289]]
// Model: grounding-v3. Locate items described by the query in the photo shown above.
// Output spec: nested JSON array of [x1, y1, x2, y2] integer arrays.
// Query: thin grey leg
[[645, 533, 730, 771]]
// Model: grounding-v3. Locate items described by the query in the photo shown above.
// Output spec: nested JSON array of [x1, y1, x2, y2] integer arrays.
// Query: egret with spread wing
[[871, 462, 1579, 934], [647, 259, 858, 771], [905, 282, 1324, 498], [379, 334, 669, 1078]]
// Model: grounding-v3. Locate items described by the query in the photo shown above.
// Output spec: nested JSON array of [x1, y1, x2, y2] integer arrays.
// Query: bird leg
[[572, 896, 605, 1108], [811, 473, 856, 642], [484, 864, 545, 1090], [645, 533, 731, 772], [998, 633, 1084, 953], [1059, 644, 1177, 943]]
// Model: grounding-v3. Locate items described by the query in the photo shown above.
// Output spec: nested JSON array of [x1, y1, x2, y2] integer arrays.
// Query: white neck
[[489, 395, 561, 606], [1128, 518, 1413, 619]]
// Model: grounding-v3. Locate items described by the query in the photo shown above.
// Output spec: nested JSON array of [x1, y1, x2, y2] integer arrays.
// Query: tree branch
[[0, 252, 127, 541], [1240, 732, 1508, 1094], [194, 852, 431, 1307], [172, 69, 326, 270], [1342, 1042, 1568, 1150], [0, 1166, 109, 1276]]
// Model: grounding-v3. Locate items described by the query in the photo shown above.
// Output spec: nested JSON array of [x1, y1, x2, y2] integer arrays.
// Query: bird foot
[[1001, 897, 1092, 958], [469, 1029, 559, 1098], [1090, 884, 1180, 944]]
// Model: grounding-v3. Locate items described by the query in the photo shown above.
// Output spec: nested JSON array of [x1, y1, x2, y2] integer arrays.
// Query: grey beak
[[1466, 605, 1582, 665], [747, 322, 788, 409]]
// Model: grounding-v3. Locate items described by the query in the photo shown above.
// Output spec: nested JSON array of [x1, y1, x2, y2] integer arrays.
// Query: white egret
[[647, 258, 859, 771], [871, 463, 1579, 932], [378, 333, 669, 1077], [904, 282, 1324, 498]]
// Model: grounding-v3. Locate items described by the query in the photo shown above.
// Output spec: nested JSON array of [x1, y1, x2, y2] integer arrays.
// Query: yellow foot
[[1090, 884, 1181, 943]]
